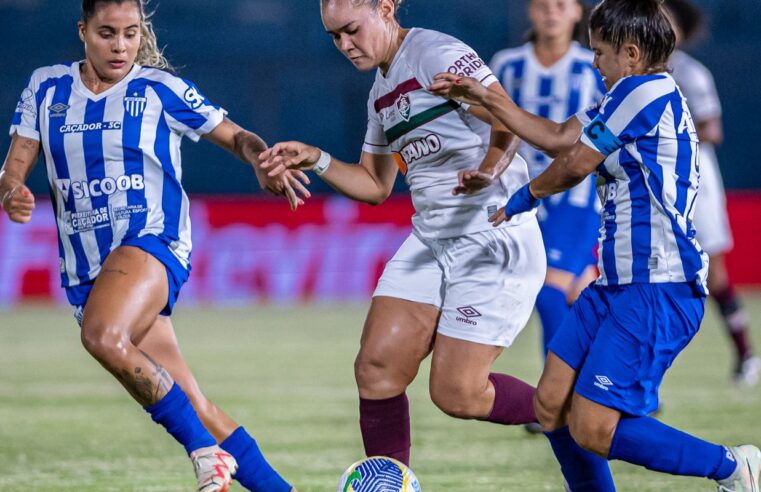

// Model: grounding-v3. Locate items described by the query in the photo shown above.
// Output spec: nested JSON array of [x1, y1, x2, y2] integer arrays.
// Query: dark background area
[[2, 0, 759, 193]]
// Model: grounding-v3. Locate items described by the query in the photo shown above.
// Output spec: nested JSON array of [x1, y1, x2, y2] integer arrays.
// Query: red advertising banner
[[0, 193, 758, 307]]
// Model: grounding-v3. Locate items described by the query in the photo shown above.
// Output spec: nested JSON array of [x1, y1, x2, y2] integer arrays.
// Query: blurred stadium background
[[1, 1, 760, 490]]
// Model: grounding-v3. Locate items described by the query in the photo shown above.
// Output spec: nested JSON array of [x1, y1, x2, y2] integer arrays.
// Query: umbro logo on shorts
[[457, 306, 481, 318], [455, 306, 481, 326], [594, 375, 614, 391]]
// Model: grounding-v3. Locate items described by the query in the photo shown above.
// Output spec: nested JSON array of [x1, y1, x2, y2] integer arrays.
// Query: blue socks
[[536, 285, 570, 356], [144, 383, 216, 455], [221, 427, 291, 492], [609, 416, 737, 480], [545, 426, 616, 491]]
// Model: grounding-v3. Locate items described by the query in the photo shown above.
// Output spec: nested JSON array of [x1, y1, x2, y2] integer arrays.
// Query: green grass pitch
[[1, 295, 760, 491]]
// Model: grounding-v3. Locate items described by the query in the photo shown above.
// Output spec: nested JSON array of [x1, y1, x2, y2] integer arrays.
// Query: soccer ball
[[338, 456, 421, 492]]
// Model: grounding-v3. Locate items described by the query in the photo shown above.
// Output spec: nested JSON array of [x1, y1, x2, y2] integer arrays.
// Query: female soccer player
[[431, 0, 761, 490], [665, 0, 759, 386], [490, 0, 605, 383], [260, 0, 546, 468], [0, 1, 305, 490]]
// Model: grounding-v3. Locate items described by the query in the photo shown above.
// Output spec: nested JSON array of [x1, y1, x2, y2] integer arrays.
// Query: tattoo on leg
[[101, 268, 128, 276], [115, 352, 174, 406]]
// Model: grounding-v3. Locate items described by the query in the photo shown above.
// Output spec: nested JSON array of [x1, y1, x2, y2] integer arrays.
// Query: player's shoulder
[[407, 27, 464, 49], [27, 62, 75, 86], [669, 50, 713, 85], [135, 65, 185, 85], [489, 43, 530, 71], [609, 73, 675, 101], [134, 65, 202, 97], [403, 27, 475, 65]]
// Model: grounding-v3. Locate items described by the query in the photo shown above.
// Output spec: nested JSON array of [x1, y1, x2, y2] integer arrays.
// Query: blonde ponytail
[[137, 13, 173, 70]]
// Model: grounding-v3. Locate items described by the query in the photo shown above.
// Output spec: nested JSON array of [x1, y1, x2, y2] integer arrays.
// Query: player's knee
[[80, 321, 130, 365], [354, 351, 409, 397], [534, 385, 564, 431], [568, 413, 615, 457]]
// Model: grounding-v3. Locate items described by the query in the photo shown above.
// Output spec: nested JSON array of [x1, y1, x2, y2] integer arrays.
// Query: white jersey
[[669, 50, 722, 123], [577, 73, 709, 292], [490, 42, 606, 179], [362, 28, 531, 239], [10, 62, 225, 288]]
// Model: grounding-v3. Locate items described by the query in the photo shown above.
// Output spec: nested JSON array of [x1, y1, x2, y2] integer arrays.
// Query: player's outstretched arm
[[429, 73, 583, 157], [454, 82, 522, 196], [489, 142, 604, 226], [0, 135, 39, 224], [205, 118, 311, 211], [260, 142, 398, 206]]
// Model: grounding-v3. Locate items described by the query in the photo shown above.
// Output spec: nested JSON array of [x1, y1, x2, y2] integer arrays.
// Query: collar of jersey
[[71, 61, 142, 101]]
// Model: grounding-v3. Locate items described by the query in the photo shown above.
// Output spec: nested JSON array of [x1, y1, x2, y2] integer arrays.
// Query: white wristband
[[313, 149, 332, 176]]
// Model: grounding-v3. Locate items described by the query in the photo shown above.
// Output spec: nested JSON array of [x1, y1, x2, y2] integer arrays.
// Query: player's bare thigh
[[79, 245, 172, 405], [82, 246, 168, 343], [355, 296, 439, 399], [428, 334, 503, 419]]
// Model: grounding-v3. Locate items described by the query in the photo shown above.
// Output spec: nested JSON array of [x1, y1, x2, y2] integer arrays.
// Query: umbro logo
[[48, 102, 70, 118], [594, 375, 613, 391], [457, 306, 481, 318], [455, 306, 481, 326]]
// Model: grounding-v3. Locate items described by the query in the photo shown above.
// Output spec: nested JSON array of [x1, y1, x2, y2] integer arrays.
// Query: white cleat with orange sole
[[717, 445, 761, 492], [190, 445, 238, 492]]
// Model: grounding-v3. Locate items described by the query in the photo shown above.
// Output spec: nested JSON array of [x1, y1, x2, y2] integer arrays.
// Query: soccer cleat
[[717, 445, 761, 492], [734, 356, 761, 387], [190, 445, 238, 492]]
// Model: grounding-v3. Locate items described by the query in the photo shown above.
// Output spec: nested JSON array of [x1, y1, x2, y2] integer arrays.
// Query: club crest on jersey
[[396, 93, 412, 122], [124, 93, 148, 118], [48, 103, 70, 118]]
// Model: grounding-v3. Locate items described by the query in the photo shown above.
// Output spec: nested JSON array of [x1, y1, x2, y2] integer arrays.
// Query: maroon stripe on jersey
[[374, 78, 423, 113]]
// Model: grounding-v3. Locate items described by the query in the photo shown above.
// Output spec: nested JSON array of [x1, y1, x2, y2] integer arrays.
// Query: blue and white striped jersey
[[490, 42, 606, 180], [10, 62, 226, 288], [577, 73, 709, 291]]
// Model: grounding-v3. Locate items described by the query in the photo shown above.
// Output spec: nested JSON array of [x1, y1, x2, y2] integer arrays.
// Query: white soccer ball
[[338, 456, 421, 492]]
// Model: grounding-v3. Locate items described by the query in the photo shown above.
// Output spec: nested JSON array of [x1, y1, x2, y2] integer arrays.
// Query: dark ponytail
[[590, 0, 676, 69]]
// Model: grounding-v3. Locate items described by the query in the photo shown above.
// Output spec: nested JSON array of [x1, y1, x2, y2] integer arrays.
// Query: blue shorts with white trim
[[548, 282, 705, 416], [66, 234, 190, 322]]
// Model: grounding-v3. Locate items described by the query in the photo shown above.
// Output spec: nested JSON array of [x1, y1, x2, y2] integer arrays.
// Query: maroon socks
[[359, 393, 411, 465], [713, 284, 753, 362], [484, 373, 538, 425]]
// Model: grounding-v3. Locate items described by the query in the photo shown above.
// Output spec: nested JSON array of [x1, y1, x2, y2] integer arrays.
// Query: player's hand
[[259, 141, 321, 177], [489, 183, 540, 227], [428, 73, 489, 106], [1, 185, 35, 223], [452, 170, 494, 196], [254, 163, 311, 211]]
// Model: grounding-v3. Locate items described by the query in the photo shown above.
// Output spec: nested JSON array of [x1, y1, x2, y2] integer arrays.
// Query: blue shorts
[[548, 282, 705, 416], [66, 235, 190, 320], [538, 195, 599, 276]]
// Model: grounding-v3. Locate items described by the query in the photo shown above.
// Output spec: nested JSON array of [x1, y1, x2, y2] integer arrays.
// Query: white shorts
[[694, 144, 733, 256], [373, 219, 546, 347]]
